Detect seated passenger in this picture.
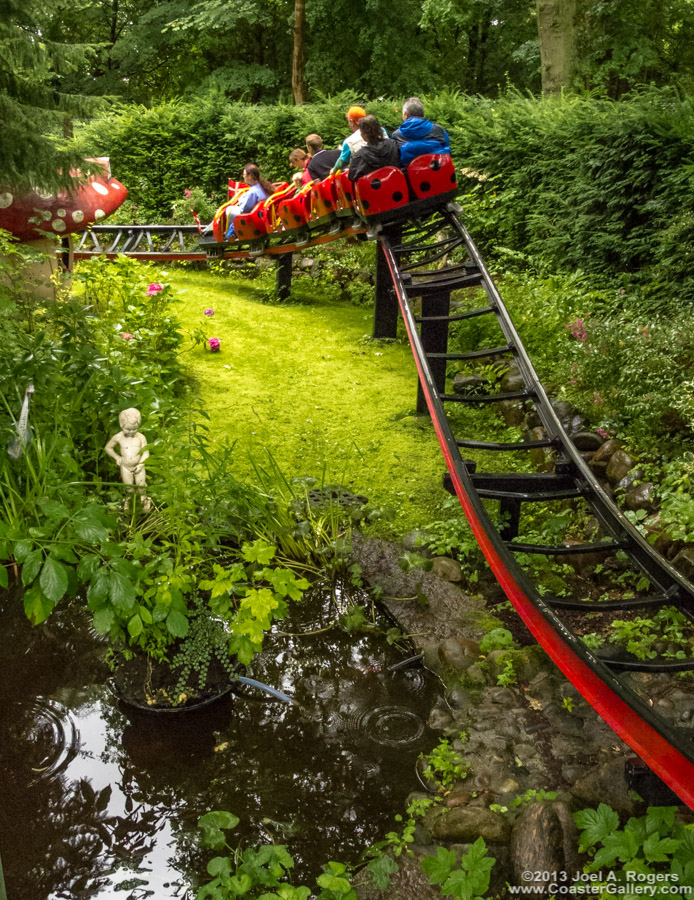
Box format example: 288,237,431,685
288,148,309,188
391,97,451,168
348,115,401,183
225,163,274,240
330,106,368,175
305,134,340,182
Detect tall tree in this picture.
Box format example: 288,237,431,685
292,0,306,104
536,0,576,94
0,0,101,192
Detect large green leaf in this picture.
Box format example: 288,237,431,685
127,613,143,638
421,847,457,885
166,608,189,638
23,583,56,625
109,571,137,610
93,606,115,634
21,549,43,586
40,557,69,604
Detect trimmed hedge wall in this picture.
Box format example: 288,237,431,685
75,88,694,306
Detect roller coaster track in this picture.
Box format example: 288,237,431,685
75,207,694,806
73,222,364,261
379,207,694,808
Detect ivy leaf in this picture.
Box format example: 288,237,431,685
230,634,256,666
421,847,457,884
646,807,677,835
643,832,681,862
366,854,399,889
241,539,276,565
238,588,278,628
228,874,253,894
206,857,232,878
40,557,68,604
574,804,620,852
166,609,189,638
316,873,352,894
23,583,56,625
260,567,309,600
590,829,641,870
676,826,694,865
21,548,43,585
198,811,239,849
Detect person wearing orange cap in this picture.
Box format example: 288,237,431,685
329,105,368,175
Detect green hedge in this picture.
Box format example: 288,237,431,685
75,88,694,306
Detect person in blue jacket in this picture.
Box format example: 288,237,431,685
225,163,274,240
391,97,451,168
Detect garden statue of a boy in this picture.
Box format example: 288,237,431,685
105,408,151,511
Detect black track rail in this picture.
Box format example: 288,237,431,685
379,208,694,807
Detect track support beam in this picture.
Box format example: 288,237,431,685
416,287,451,414
374,227,402,339
276,252,293,302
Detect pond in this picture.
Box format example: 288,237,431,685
0,585,442,899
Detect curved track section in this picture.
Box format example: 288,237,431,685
379,207,694,807
75,205,694,806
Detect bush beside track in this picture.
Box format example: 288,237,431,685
74,88,694,307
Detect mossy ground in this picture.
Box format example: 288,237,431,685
169,268,451,535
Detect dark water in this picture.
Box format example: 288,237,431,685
0,586,441,899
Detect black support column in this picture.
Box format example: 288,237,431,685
276,252,293,302
416,288,451,414
373,224,402,339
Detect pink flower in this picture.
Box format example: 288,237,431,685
208,337,221,352
565,317,587,343
146,282,164,296
121,332,134,341
184,189,192,199
593,392,603,404
596,428,610,439
203,308,215,317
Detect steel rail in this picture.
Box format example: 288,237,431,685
379,213,694,808
73,222,365,262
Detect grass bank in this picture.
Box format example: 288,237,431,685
170,268,448,535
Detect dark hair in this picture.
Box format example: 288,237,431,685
243,163,274,195
359,115,385,145
402,97,424,118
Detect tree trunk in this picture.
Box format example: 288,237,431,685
292,0,307,105
536,0,576,94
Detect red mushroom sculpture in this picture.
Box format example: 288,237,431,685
0,158,127,241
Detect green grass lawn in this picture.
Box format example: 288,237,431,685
169,268,450,535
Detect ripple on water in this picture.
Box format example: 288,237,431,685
21,698,79,782
357,706,426,746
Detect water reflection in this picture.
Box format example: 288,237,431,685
0,586,441,899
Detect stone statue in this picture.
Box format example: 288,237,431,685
105,408,151,510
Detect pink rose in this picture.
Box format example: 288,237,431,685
203,308,215,316
146,282,164,296
208,337,221,352
184,189,192,199
121,332,134,340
